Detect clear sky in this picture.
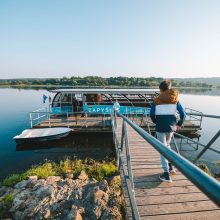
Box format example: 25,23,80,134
0,0,220,79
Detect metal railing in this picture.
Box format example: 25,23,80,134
29,110,111,129
111,111,140,220
112,111,220,212
140,111,220,161
30,107,48,128
185,108,203,127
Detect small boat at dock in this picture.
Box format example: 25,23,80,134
13,127,72,144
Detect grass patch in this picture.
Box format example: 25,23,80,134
2,174,26,187
25,161,58,179
2,158,118,187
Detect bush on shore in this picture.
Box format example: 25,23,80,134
1,158,118,187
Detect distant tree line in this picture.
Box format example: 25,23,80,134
0,76,213,88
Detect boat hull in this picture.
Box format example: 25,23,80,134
14,128,72,145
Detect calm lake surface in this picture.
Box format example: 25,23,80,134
0,87,220,179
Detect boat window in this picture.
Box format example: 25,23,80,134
61,93,71,103
75,94,83,101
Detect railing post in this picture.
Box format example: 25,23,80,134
103,113,105,128
121,120,125,152
124,123,134,191
172,135,180,154
146,114,151,135
48,112,51,128
67,112,69,128
194,130,220,163
30,113,33,128
85,112,88,128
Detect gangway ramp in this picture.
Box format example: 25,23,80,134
113,116,220,220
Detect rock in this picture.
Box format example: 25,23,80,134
108,197,122,208
14,211,24,220
22,197,50,219
6,173,124,219
100,206,122,220
93,189,109,204
78,171,88,181
98,179,109,192
46,176,61,184
11,189,30,210
32,179,47,191
28,176,38,181
67,205,83,220
26,179,38,188
109,176,121,197
65,173,74,179
70,187,83,201
109,176,121,188
93,205,102,219
10,197,26,212
83,186,99,202
43,208,51,218
14,180,29,189
0,186,13,197
35,185,52,199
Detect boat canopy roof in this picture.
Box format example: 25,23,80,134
50,88,159,95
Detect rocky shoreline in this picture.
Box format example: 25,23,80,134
0,171,124,220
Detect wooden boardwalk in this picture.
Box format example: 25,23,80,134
115,118,220,220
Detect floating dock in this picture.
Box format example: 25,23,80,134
33,114,201,136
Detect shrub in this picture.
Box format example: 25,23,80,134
24,161,58,179
58,158,73,175
2,158,118,186
2,174,26,187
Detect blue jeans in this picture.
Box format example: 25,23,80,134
156,132,173,173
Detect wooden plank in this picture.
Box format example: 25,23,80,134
128,200,218,216
129,210,220,220
123,179,194,188
126,192,209,205
124,185,201,197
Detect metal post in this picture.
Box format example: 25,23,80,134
121,120,125,152
85,112,88,128
146,115,151,135
172,135,180,154
67,112,69,128
194,130,220,163
30,113,33,128
49,112,51,128
103,113,105,128
124,123,134,191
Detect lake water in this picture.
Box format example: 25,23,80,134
0,87,220,179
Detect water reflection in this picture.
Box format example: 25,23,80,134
16,133,114,159
179,88,220,96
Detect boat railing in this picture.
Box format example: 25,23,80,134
30,107,48,128
185,107,203,127
29,110,113,129
111,111,220,213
